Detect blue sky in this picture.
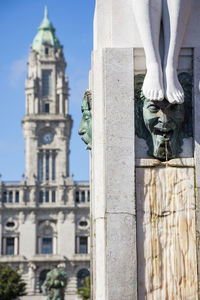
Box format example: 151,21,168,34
0,0,95,181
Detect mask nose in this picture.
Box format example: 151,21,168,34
158,113,170,126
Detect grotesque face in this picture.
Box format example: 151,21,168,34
79,91,92,150
135,72,193,161
143,98,185,160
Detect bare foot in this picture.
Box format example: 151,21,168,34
163,67,184,104
142,63,164,101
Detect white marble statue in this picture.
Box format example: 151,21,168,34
133,0,191,103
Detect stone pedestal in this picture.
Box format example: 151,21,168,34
90,1,200,299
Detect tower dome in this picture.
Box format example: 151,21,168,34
32,6,61,52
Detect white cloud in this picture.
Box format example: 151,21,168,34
8,56,27,87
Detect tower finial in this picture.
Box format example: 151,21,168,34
44,6,48,19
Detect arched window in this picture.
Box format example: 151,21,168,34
37,221,56,255
41,226,53,254
39,269,50,293
77,269,90,288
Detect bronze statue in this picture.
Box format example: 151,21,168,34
42,268,67,300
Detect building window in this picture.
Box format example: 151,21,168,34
42,237,52,254
80,237,88,253
46,152,49,180
42,70,52,96
3,192,7,203
6,221,15,228
77,269,90,288
76,236,88,254
52,152,56,180
38,223,55,255
39,270,50,293
45,191,49,203
39,191,44,203
75,191,79,202
52,191,56,203
38,152,43,181
6,237,14,255
88,191,90,202
45,103,49,113
15,191,19,203
81,191,85,202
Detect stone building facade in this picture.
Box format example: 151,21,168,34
0,8,90,299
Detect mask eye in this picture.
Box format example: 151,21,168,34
148,105,159,113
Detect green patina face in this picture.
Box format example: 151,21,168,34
143,98,184,160
79,90,92,150
135,73,193,161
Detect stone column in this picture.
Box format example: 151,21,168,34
91,48,137,300
14,236,19,255
53,236,57,254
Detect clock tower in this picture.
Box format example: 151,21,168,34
22,7,72,185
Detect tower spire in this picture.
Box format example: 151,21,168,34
44,6,48,19
32,7,61,52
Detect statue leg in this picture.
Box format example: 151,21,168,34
162,0,191,103
133,0,163,101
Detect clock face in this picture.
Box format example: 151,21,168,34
42,132,53,144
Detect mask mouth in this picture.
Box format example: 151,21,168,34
154,139,172,161
154,127,173,139
81,135,88,143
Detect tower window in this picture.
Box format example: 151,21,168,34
45,103,49,113
38,152,44,181
52,191,56,203
42,70,52,96
56,94,59,113
46,152,49,180
45,47,49,55
52,152,56,180
45,191,49,203
39,191,44,203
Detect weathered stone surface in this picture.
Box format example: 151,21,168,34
91,48,137,299
136,166,198,299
